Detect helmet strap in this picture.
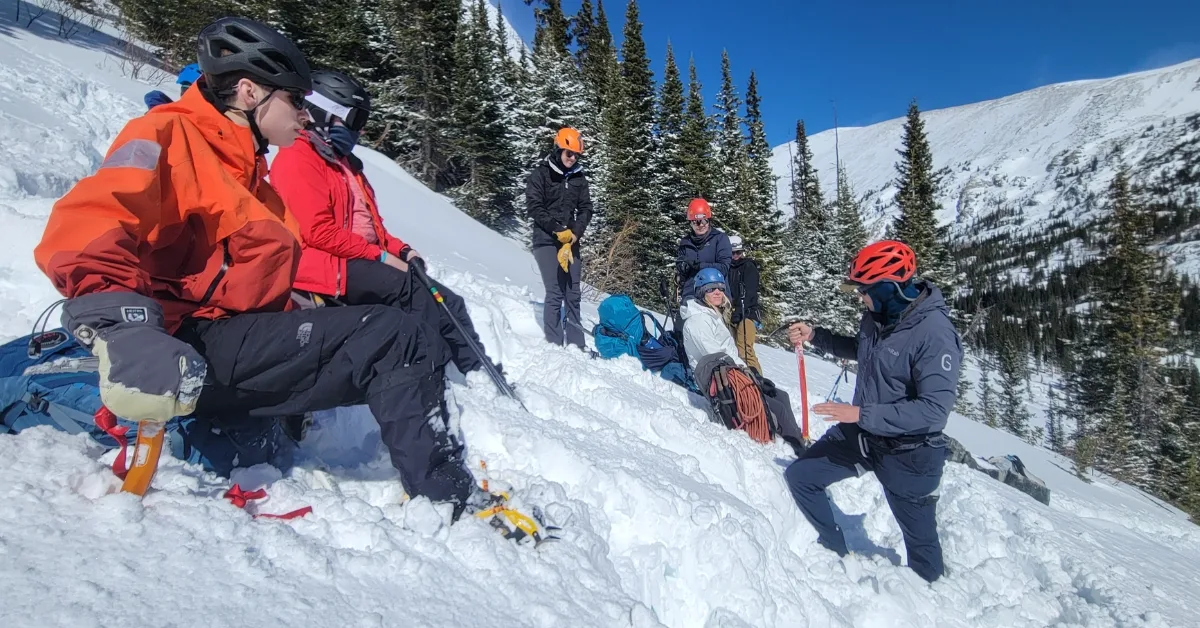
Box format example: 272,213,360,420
203,79,271,156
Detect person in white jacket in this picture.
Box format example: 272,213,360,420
681,268,746,374
682,269,806,455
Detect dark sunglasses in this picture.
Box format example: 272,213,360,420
562,149,580,160
268,87,307,110
690,218,709,226
702,284,726,295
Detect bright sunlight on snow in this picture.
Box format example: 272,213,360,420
1,7,1198,628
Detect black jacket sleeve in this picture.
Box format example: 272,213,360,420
675,237,693,277
810,327,858,360
526,167,566,235
743,260,761,321
570,177,593,240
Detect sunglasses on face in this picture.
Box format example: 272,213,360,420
702,285,725,296
562,149,579,160
267,87,306,110
690,218,709,226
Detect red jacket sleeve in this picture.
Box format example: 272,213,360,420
271,143,382,261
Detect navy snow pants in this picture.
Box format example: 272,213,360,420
784,423,948,582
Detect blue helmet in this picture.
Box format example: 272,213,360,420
176,63,201,87
694,268,726,295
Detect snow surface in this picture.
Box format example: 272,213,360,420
770,59,1200,278
2,10,1200,628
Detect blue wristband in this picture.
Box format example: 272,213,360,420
380,251,387,262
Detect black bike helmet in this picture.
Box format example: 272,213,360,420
197,17,311,93
306,70,371,131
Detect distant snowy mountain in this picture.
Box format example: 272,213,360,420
771,59,1200,279
474,0,527,64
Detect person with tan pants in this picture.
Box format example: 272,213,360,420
726,235,763,375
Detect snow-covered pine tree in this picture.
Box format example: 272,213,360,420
997,338,1032,442
527,0,570,57
447,0,508,227
651,43,690,261
892,100,956,290
780,120,846,330
1153,364,1198,506
978,352,998,428
738,71,786,322
712,51,748,232
487,2,527,233
599,0,666,302
954,351,976,420
1046,384,1067,455
678,58,716,203
835,163,869,265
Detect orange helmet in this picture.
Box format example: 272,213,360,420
847,240,917,286
687,198,712,221
555,127,584,154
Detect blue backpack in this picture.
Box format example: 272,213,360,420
592,295,694,390
0,329,290,478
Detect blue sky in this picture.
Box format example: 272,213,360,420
496,0,1200,146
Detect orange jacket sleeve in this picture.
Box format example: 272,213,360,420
272,146,383,261
34,119,168,298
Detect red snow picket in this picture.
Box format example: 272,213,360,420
223,484,313,520
794,341,811,442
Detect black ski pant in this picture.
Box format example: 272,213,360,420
784,423,947,582
532,244,584,349
334,258,485,374
176,305,474,515
759,378,803,447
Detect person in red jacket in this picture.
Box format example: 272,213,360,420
35,18,480,520
270,70,499,377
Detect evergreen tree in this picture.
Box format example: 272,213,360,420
447,0,509,227
781,120,846,329
678,58,716,202
600,0,665,301
527,0,571,57
1073,170,1181,489
712,50,747,224
978,353,998,428
740,71,786,322
1046,384,1067,455
790,120,824,225
892,100,956,289
997,338,1032,441
954,351,976,420
1155,366,1200,507
835,163,869,264
652,43,689,242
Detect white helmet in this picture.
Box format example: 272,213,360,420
729,234,744,252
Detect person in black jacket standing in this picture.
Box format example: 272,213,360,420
726,234,762,374
527,128,593,350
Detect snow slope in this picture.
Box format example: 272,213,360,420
2,11,1200,628
770,59,1200,276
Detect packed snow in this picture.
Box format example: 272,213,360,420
2,9,1200,628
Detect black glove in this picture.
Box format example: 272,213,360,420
62,292,208,422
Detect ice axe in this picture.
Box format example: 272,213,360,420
769,320,811,442
412,264,526,411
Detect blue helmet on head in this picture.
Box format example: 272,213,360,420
176,63,201,87
694,268,726,296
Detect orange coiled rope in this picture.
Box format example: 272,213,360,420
725,368,772,444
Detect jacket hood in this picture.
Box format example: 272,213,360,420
150,80,259,180
888,281,951,334
546,152,583,177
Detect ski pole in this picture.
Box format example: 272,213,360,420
412,265,526,410
795,341,810,442
826,363,849,402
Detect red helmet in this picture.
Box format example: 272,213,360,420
847,240,917,286
687,198,712,221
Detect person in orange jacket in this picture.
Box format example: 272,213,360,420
34,17,479,519
270,70,501,378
